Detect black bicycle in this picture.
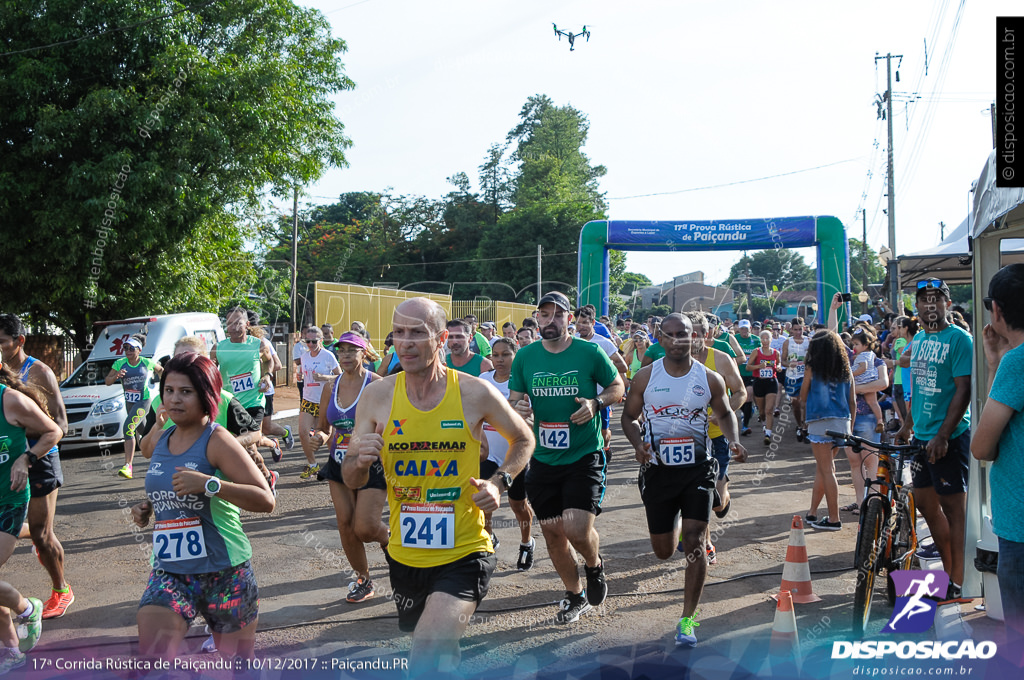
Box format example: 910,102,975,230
826,430,923,636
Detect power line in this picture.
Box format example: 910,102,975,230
385,251,577,267
0,0,218,58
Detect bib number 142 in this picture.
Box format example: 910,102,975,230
539,422,570,449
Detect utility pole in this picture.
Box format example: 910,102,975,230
536,244,542,303
746,266,752,320
862,208,868,316
876,52,902,311
291,186,299,333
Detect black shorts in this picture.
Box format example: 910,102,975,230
753,378,778,398
509,465,528,502
525,451,606,521
245,406,265,424
741,375,754,387
123,399,152,438
911,430,970,496
386,551,496,633
318,451,386,490
777,368,787,385
29,448,63,498
638,459,716,534
480,459,499,481
0,503,28,537
263,394,274,417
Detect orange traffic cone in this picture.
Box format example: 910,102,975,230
773,515,821,603
768,589,802,661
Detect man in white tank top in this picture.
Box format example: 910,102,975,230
621,314,747,648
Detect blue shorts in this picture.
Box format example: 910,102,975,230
806,417,850,445
784,376,804,398
852,414,881,444
710,436,730,480
910,430,970,496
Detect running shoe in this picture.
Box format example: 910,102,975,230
916,542,940,559
15,597,42,653
584,556,607,606
741,427,752,436
201,635,217,653
268,470,279,498
706,543,717,565
517,538,535,571
763,433,771,446
346,577,375,603
270,439,283,463
117,463,133,479
0,648,26,675
283,426,295,450
675,613,700,647
939,582,973,605
555,590,592,624
299,463,320,480
810,517,842,531
795,428,805,443
489,533,500,551
42,586,74,619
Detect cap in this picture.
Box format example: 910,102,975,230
915,277,951,298
858,314,874,323
125,338,143,350
737,320,751,329
480,322,496,329
537,291,571,311
334,332,367,350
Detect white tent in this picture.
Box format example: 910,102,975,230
898,215,1024,288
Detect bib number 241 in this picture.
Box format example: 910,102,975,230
399,504,455,549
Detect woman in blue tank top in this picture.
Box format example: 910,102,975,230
130,353,274,663
316,332,388,604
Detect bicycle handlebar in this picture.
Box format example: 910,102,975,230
824,430,924,453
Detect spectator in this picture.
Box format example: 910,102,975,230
972,263,1024,651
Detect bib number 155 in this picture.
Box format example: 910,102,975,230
659,437,695,466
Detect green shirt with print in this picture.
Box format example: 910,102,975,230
908,325,972,441
735,333,760,377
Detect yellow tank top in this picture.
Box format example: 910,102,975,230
383,369,491,567
701,348,724,439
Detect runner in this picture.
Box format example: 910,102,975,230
247,312,293,453
480,338,537,569
480,322,497,347
574,305,629,459
321,323,336,352
508,291,624,623
516,327,535,348
746,330,781,446
297,327,341,479
462,315,492,357
781,317,811,442
316,332,388,603
130,353,275,663
344,297,533,671
292,328,308,397
621,313,746,647
502,322,517,341
733,320,761,436
685,311,747,564
445,320,493,377
0,362,62,670
104,335,162,479
0,315,73,618
621,331,650,380
210,306,272,435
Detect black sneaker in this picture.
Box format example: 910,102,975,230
489,533,500,551
517,539,535,571
555,590,592,623
810,517,842,531
584,557,607,606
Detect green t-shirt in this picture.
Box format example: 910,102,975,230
446,353,485,377
112,356,160,405
735,333,760,376
509,338,618,465
892,337,908,386
712,338,737,358
644,343,666,361
216,336,266,410
0,385,30,506
908,325,972,441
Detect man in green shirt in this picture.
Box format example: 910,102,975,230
462,315,492,358
734,320,760,435
211,307,273,423
508,292,623,624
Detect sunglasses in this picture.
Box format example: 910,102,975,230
984,297,997,311
304,339,319,345
916,279,946,291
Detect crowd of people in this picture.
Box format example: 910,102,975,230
3,265,1024,672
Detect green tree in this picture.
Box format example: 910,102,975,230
848,238,887,294
0,0,354,348
725,250,816,293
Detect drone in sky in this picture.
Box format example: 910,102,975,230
552,24,590,51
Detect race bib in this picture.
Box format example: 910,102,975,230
659,437,695,466
153,517,208,562
124,388,142,403
759,368,775,379
331,432,351,464
539,422,570,449
230,372,255,393
399,503,455,549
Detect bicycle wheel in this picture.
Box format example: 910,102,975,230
886,490,918,604
853,496,886,636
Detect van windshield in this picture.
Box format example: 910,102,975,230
61,360,118,388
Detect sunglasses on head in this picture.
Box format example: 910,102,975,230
916,279,946,291
984,297,998,311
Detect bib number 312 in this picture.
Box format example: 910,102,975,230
659,437,695,466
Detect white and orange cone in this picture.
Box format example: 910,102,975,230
768,589,802,662
773,515,821,603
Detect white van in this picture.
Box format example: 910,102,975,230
59,313,225,450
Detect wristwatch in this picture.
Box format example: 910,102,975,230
26,452,38,466
204,476,222,497
495,470,513,492
592,397,603,413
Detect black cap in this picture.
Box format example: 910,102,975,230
915,278,951,299
537,291,572,311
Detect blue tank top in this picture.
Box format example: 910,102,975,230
326,372,373,465
18,357,58,456
146,422,252,574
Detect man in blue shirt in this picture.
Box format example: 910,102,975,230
896,278,972,603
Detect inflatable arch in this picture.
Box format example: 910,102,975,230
577,216,850,325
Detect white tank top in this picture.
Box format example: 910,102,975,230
480,371,511,466
786,336,810,378
642,359,712,467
